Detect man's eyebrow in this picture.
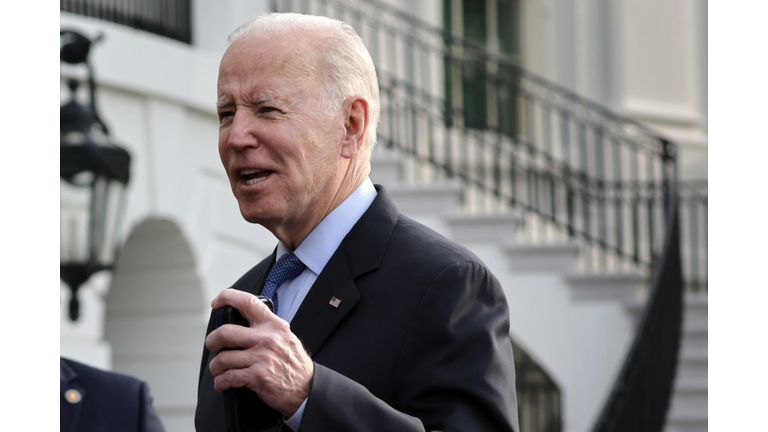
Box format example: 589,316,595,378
215,96,277,110
251,96,275,105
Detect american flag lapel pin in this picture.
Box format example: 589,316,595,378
329,296,342,308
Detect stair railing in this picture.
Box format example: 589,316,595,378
679,180,708,292
591,173,683,432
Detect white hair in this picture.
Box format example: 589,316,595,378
228,13,380,148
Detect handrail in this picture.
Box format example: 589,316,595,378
591,176,683,431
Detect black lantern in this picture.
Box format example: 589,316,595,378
60,30,131,321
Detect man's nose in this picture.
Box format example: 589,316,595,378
226,113,259,150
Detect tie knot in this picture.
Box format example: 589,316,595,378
266,253,306,287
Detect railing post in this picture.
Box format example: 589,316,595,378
660,138,676,218
566,168,575,237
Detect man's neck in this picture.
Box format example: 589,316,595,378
273,167,369,251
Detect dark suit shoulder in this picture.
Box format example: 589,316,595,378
359,211,501,311
61,357,144,392
61,357,165,432
392,213,487,269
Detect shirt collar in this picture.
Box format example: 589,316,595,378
276,177,377,275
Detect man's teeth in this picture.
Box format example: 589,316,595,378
245,176,267,186
239,168,268,186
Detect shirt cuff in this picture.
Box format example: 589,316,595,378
283,398,308,431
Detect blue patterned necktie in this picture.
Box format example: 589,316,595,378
261,253,306,314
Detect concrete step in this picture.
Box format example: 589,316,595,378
682,293,708,330
565,270,646,302
624,293,708,333
666,398,708,432
672,380,708,409
504,241,581,272
677,312,707,403
665,415,708,432
676,359,707,390
679,293,708,363
680,328,707,357
444,212,522,245
679,341,708,365
387,181,462,215
670,325,708,432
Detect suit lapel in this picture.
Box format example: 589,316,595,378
290,247,360,356
60,359,84,432
290,186,400,357
231,251,275,296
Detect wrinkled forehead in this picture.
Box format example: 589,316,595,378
218,29,326,85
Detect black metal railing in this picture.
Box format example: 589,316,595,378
591,180,683,431
680,180,707,292
61,0,192,44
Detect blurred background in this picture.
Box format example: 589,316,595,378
59,1,707,431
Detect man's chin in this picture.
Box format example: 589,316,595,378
240,211,266,225
239,206,276,226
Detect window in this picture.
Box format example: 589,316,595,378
444,0,520,136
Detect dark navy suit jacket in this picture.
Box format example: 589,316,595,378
195,186,519,431
61,357,165,432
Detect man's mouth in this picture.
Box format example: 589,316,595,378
240,168,272,186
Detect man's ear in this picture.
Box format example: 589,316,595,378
340,96,369,159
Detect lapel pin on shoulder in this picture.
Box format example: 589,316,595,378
65,388,83,404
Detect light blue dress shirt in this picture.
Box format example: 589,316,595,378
276,178,377,430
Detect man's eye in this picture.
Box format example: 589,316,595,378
219,112,234,122
261,107,278,114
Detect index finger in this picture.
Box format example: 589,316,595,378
211,288,273,325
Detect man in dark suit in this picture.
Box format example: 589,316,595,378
61,357,165,432
195,12,519,432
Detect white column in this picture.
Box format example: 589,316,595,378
555,0,577,91
612,0,707,178
573,0,614,106
519,0,558,82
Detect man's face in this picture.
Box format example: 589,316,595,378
217,32,347,238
